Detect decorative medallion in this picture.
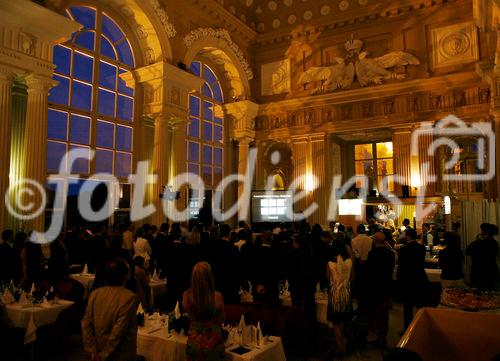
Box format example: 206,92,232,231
256,6,262,14
288,14,297,24
339,0,349,11
268,1,278,11
441,32,470,57
303,10,313,20
183,28,254,80
283,0,293,6
320,5,331,15
430,21,479,68
272,19,281,29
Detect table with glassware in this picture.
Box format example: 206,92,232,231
69,272,95,299
149,278,167,306
280,291,329,325
5,299,74,344
136,314,287,361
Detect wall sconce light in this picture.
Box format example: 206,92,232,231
305,174,315,192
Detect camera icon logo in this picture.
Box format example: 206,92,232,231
410,115,495,182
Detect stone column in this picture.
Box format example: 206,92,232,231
169,117,187,212
23,74,54,232
224,101,258,222
417,132,436,196
7,83,27,231
392,126,412,196
0,67,14,230
151,115,171,227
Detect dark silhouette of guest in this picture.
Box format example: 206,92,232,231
465,223,499,290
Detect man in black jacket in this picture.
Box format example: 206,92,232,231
397,228,429,332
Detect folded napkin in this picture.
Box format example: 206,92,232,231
30,283,36,295
41,297,51,307
242,325,252,346
24,313,37,345
284,280,289,291
19,291,29,305
137,303,145,315
152,269,160,281
238,314,246,330
1,289,15,304
316,282,321,294
174,301,181,319
82,264,89,275
257,322,264,346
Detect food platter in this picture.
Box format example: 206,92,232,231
440,288,500,311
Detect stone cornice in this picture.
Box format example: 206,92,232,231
186,0,257,44
258,71,482,114
252,0,460,47
0,0,81,44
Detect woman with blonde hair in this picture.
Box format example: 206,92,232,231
183,262,225,361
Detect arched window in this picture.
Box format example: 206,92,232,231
186,61,224,214
48,6,135,179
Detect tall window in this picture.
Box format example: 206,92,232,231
187,61,224,214
47,6,135,179
444,138,484,194
355,142,394,193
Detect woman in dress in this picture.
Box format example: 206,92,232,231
327,243,352,358
438,232,465,289
183,262,225,361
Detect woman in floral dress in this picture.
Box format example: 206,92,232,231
183,262,226,361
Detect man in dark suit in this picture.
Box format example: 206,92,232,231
164,227,190,310
251,230,279,307
397,228,429,332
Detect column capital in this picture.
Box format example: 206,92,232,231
223,100,259,124
0,65,16,82
392,124,414,134
24,73,56,92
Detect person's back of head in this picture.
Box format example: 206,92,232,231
110,235,123,250
2,229,13,242
403,219,411,227
237,229,248,241
219,224,231,238
135,227,144,239
133,256,145,268
105,258,130,286
443,231,459,250
337,223,346,233
356,224,366,235
160,222,169,233
406,228,417,241
189,262,216,320
384,348,422,361
480,223,499,237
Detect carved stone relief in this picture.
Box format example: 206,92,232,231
430,21,479,68
261,59,291,96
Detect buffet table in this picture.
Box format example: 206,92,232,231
392,267,442,283
137,327,286,361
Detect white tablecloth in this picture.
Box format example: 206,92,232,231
70,273,95,299
5,299,74,343
280,293,329,324
393,267,442,283
137,327,286,361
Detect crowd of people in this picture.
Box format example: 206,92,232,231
0,218,499,360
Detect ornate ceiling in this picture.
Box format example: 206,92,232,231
216,0,376,34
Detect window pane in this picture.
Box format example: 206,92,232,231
73,52,93,83
116,40,134,67
203,121,212,141
116,125,132,151
378,175,394,193
117,95,133,121
47,141,67,172
214,125,223,142
202,145,212,165
188,142,199,162
100,36,116,60
95,148,114,173
98,89,115,117
214,117,223,125
71,80,92,111
203,65,217,85
54,45,71,75
377,159,393,176
355,144,373,160
202,166,212,186
70,6,96,29
189,117,200,138
70,114,90,144
69,145,90,173
99,61,117,90
213,82,223,102
49,75,69,105
96,120,114,148
188,163,199,175
118,69,133,96
202,83,213,98
355,160,374,177
214,147,223,165
203,101,213,120
102,14,125,42
48,109,68,141
190,96,200,117
376,142,393,159
214,167,223,185
115,152,132,177
74,31,95,51
190,61,201,77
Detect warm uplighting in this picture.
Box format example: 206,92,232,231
305,173,315,192
444,196,451,215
